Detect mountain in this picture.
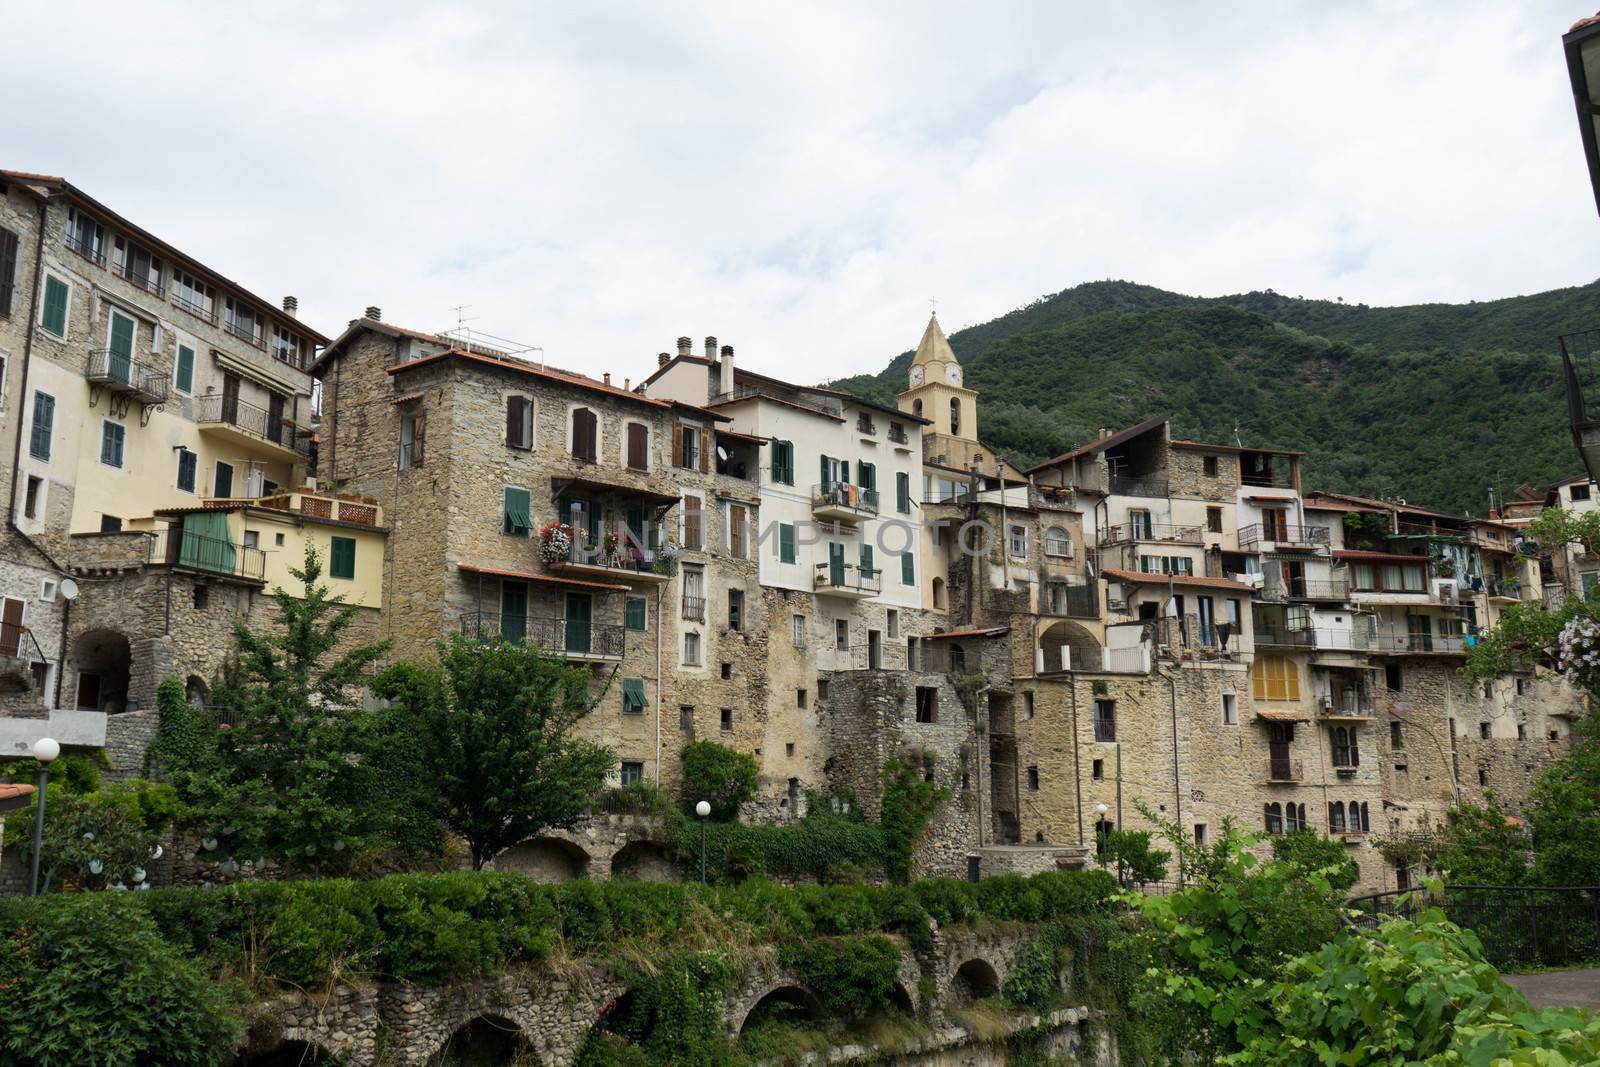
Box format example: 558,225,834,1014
828,280,1600,513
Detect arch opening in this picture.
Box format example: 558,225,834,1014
232,1040,333,1066
610,840,680,882
951,958,1000,1002
426,1014,536,1067
185,675,210,707
739,984,824,1036
494,836,591,884
888,982,916,1017
72,628,131,712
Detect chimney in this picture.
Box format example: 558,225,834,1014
624,377,631,391
658,352,670,366
704,335,717,359
1098,427,1111,439
677,336,692,357
282,295,298,318
365,306,382,322
603,372,612,386
719,344,734,396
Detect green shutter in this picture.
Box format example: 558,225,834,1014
780,442,793,484
896,472,910,513
29,392,53,461
42,277,67,335
176,345,195,393
820,453,830,487
779,522,796,564
771,440,783,484
859,462,875,491
504,487,533,536
625,597,646,631
623,677,647,711
860,544,874,576
330,536,356,579
901,551,915,586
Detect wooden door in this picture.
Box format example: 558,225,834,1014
565,593,592,654
221,373,240,424
267,393,285,445
500,582,527,643
1269,723,1293,780
829,543,846,587
0,598,22,657
108,311,134,383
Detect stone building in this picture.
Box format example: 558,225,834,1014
0,169,330,762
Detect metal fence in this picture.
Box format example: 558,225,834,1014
1347,885,1600,967
459,612,626,660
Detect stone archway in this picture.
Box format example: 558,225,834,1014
231,1039,334,1066
737,984,825,1035
426,1013,536,1066
610,840,679,882
951,958,1001,1003
72,628,131,712
185,674,210,707
493,837,591,883
1037,620,1100,673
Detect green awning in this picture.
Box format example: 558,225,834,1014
180,511,236,574
504,487,533,534
623,677,647,710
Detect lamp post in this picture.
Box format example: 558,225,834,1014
694,800,711,883
28,737,59,897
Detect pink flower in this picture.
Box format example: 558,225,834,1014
218,723,231,730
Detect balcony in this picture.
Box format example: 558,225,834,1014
814,563,881,599
86,350,169,406
252,490,383,527
195,394,309,461
459,612,625,662
1238,523,1329,551
1366,630,1473,656
812,482,879,523
544,535,674,584
224,318,265,349
1253,626,1367,652
112,259,164,297
1259,578,1350,602
1316,696,1376,721
64,230,105,266
172,292,218,326
1486,577,1523,602
681,595,706,622
151,528,267,582
1264,758,1304,783
1099,521,1202,546
856,414,878,436
1043,583,1099,619
1394,519,1469,541
888,424,910,446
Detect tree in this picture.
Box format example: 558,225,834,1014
30,781,188,892
1103,829,1171,886
1270,828,1358,892
1430,800,1532,886
182,545,392,873
372,635,614,869
879,756,947,884
678,741,758,820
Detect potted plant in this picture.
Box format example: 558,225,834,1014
653,540,679,577
539,521,573,565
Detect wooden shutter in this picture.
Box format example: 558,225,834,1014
780,523,796,563
860,544,873,575
175,345,195,393
505,396,523,447
572,408,597,461
729,504,747,558
820,454,830,487
902,551,915,586
0,227,17,318
699,427,711,473
413,412,426,464
672,425,684,467
42,277,66,334
627,423,647,469
770,440,782,483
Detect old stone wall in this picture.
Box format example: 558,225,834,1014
1168,446,1239,501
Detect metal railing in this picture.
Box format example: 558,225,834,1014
86,349,170,403
1238,523,1330,548
812,482,880,514
813,563,882,596
1366,630,1473,655
681,595,706,622
549,533,673,577
1259,578,1349,601
1100,521,1202,545
1043,583,1099,619
1264,758,1304,782
171,292,218,325
1347,885,1600,967
888,425,909,445
223,318,264,348
149,528,267,581
0,621,48,670
1254,626,1367,651
1240,470,1294,489
64,230,105,265
194,393,309,457
459,612,626,659
856,414,877,435
113,259,164,297
1395,519,1470,539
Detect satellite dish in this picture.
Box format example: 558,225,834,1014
58,578,79,601
715,446,729,462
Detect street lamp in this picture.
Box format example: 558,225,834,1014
28,737,59,896
694,800,711,883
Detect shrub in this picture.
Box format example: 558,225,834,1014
781,936,903,1016
1270,828,1359,891
880,759,947,884
679,742,758,820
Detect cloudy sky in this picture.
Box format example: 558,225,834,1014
6,1,1598,381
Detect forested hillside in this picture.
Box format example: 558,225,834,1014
828,280,1600,512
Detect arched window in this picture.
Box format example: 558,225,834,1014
932,576,945,608
1263,803,1283,835
913,399,923,419
1333,727,1355,767
1329,801,1346,833
1251,654,1301,701
950,398,961,436
1286,803,1306,831
1355,801,1370,832
1045,527,1072,557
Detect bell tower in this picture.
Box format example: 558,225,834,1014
898,313,978,444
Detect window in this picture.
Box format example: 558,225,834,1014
625,596,647,632
1384,662,1403,692
97,421,125,468
621,761,644,787
682,565,705,620
860,542,875,578
895,548,913,586
1286,803,1306,831
1008,524,1028,559
1332,726,1359,768
66,208,103,261
886,610,899,639
683,631,702,665
1515,677,1528,696
330,536,356,579
1390,720,1404,750
679,706,694,735
166,446,197,493
570,406,598,461
727,589,744,631
676,423,705,471
797,689,807,708
835,619,848,650
224,297,260,343
41,276,68,336
626,422,648,470
192,584,208,609
896,471,911,514
175,344,195,394
503,486,532,537
949,397,961,435
915,686,937,723
1517,722,1526,740
172,270,213,320
275,532,285,546
1093,699,1116,742
1023,691,1034,720
1355,802,1370,832
29,391,54,460
1092,758,1104,780
776,522,797,564
1138,554,1194,576
0,226,17,317
1251,654,1301,701
1027,766,1040,790
1264,803,1283,835
1329,801,1347,833
681,493,703,550
1479,721,1490,740
1203,455,1219,477
1478,768,1488,787
23,475,41,519
770,440,794,485
39,578,57,602
242,531,259,549
1395,763,1408,775
622,678,647,713
932,577,945,608
818,679,830,699
1222,693,1238,726
727,502,749,559
1206,506,1223,533
213,460,234,498
1044,527,1071,557
100,515,122,533
399,408,425,469
1573,483,1593,502
505,396,532,449
792,614,806,647
720,707,733,731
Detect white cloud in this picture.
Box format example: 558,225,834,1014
4,0,1595,383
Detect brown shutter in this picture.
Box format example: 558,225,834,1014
627,423,647,469
699,427,711,473
414,412,426,464
573,408,597,461
672,425,683,467
0,227,17,318
506,396,526,448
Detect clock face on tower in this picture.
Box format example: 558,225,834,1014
945,364,962,385
909,365,924,386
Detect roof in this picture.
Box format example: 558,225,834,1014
1102,568,1255,592
1023,417,1168,475
716,427,768,445
641,352,932,425
551,476,680,507
0,169,329,346
911,313,958,368
1303,492,1386,514
1304,490,1462,521
0,783,37,801
1171,438,1305,457
1254,709,1309,723
456,562,629,593
926,626,1009,640
1333,550,1428,563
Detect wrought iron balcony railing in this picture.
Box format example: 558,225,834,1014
194,393,309,457
1259,578,1350,602
1099,521,1203,545
1264,758,1304,783
1237,523,1330,549
887,424,909,445
224,318,264,348
814,563,882,596
812,482,880,515
149,529,267,581
64,231,105,266
86,349,170,404
458,612,626,660
171,292,218,325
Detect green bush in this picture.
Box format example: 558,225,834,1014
781,936,903,1016
680,807,888,883
679,741,758,819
